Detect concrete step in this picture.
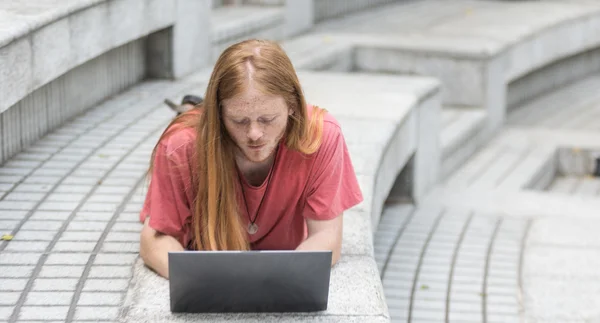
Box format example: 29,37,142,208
210,5,285,62
311,0,490,34
211,0,285,8
443,128,557,192
508,74,600,131
440,108,487,180
548,175,600,196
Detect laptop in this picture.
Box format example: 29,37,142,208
168,250,332,313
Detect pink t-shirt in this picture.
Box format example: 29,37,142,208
139,106,364,250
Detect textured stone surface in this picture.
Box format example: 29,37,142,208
122,256,389,322
31,18,71,88
0,37,32,113
69,3,111,66
341,210,374,257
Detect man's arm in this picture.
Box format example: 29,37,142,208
295,214,343,267
139,217,185,279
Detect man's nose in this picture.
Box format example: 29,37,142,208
247,123,263,141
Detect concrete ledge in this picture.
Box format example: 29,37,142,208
441,109,487,179
0,39,148,165
507,46,600,112
283,35,353,72
0,0,213,163
0,0,177,114
123,256,389,323
0,0,102,48
313,0,399,23
120,71,441,322
210,5,285,62
296,71,441,226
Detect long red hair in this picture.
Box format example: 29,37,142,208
148,39,326,250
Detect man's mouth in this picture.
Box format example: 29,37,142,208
248,144,265,150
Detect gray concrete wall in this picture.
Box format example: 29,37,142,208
0,39,147,165
0,0,212,164
0,0,176,115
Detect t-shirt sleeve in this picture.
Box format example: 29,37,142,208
303,122,364,221
139,141,192,242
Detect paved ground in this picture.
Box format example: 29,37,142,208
0,79,200,322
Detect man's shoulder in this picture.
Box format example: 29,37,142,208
159,126,197,156
308,103,342,134
310,105,343,145
322,111,341,131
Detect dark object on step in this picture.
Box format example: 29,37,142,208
164,95,204,115
594,157,600,177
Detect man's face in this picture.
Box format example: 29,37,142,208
222,87,291,164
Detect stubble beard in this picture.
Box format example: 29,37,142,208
236,125,287,165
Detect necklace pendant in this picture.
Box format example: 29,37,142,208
247,223,259,235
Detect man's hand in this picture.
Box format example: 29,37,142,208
295,214,343,266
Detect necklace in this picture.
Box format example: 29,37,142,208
237,146,279,235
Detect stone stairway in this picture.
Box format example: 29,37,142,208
375,72,600,322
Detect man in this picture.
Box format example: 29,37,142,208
139,39,363,279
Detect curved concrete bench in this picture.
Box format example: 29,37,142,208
120,71,441,322
284,0,600,179
0,0,176,113
0,0,211,164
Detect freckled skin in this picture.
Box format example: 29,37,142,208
222,87,292,184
